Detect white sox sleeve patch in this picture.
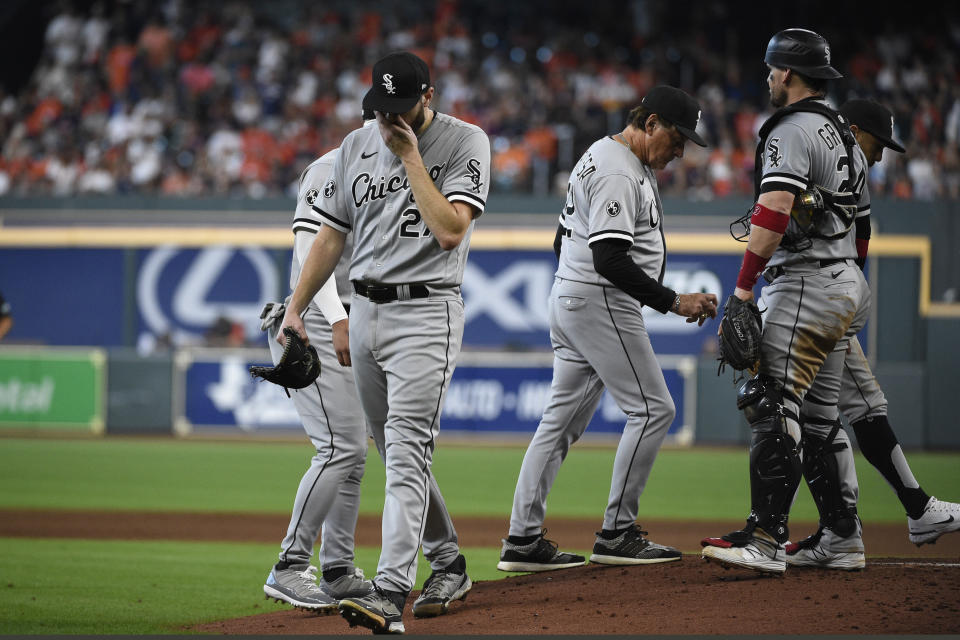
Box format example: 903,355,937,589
586,174,640,246
759,123,811,195
315,142,354,232
440,130,491,215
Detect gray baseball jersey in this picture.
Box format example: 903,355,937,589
313,111,489,287
557,136,665,286
759,103,870,267
509,134,675,540
292,150,353,307
265,152,366,576
749,101,873,551
310,110,491,595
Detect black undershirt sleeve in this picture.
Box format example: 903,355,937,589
553,222,564,260
591,238,676,313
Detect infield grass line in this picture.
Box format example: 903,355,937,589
0,438,957,522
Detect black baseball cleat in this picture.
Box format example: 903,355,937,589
497,529,586,572
589,523,682,565
339,584,406,634
412,554,472,618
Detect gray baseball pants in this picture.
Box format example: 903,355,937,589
509,277,674,536
349,293,464,594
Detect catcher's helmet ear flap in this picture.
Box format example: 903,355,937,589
764,28,842,79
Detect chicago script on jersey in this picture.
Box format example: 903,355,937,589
351,163,445,207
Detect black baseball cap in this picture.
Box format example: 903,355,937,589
840,99,905,153
640,85,707,147
362,52,431,115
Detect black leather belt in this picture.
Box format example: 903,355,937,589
818,258,848,268
352,281,429,303
765,258,851,283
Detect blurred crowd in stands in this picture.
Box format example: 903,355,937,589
0,0,958,201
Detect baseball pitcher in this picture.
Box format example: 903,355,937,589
279,51,490,635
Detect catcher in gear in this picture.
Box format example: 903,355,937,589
250,324,321,392
701,28,872,575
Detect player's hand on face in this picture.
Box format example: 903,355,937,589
277,308,308,347
376,111,418,159
331,318,351,367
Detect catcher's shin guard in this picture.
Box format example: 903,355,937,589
740,376,803,543
800,418,858,537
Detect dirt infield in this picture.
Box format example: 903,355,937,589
4,509,959,634
194,559,960,635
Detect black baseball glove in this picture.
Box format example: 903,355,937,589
250,327,321,390
718,295,763,372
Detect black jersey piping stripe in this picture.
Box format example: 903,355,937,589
292,225,318,235
588,231,633,245
446,191,486,206
782,276,806,391
402,300,453,580
760,172,809,186
280,316,335,564
294,216,322,226
603,287,652,527
311,205,352,230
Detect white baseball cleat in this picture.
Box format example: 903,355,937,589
908,497,960,546
701,527,786,575
785,525,865,570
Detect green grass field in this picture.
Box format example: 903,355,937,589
1,437,958,633
3,437,957,520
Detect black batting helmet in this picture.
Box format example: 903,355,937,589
764,28,841,79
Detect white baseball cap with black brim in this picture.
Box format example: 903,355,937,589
840,99,906,153
640,85,707,147
362,52,431,115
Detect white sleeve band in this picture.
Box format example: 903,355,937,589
295,231,347,325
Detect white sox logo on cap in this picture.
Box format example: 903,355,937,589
382,73,396,95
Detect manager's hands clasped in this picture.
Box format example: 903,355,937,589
675,292,719,327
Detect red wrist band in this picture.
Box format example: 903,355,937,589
856,238,869,259
736,248,770,291
750,202,789,234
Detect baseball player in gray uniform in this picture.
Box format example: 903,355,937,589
701,29,873,574
262,145,374,612
279,52,490,635
498,86,718,572
786,99,960,569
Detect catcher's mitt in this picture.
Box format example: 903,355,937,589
718,295,762,372
250,327,321,390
